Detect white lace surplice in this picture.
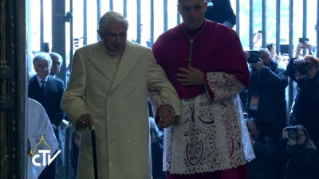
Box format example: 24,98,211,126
27,98,59,179
150,72,255,175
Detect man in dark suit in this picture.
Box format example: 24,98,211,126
49,52,63,79
204,0,236,28
28,52,65,179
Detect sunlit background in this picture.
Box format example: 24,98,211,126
28,0,318,68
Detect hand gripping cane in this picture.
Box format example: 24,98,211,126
91,126,98,179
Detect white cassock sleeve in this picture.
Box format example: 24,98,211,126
27,98,59,179
147,51,181,119
61,50,87,133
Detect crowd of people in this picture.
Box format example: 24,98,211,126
243,48,319,179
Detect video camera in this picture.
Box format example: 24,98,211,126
294,61,308,75
246,50,260,63
285,126,300,141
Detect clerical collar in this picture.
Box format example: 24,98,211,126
101,40,122,56
105,47,120,56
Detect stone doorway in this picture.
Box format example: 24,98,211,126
0,0,27,178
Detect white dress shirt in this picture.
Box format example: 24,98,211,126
105,46,123,71
36,75,49,87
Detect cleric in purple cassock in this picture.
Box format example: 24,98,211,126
150,0,255,179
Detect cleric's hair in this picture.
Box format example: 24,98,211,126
178,0,207,5
98,11,129,35
33,52,52,66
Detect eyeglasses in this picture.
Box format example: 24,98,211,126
37,64,49,68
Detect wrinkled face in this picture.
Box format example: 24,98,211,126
178,0,207,29
307,65,317,79
247,122,260,140
34,58,50,79
50,57,61,76
296,130,306,145
259,51,271,64
98,21,127,52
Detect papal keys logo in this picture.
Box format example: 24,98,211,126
28,134,62,167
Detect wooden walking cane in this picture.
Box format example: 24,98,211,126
91,126,98,179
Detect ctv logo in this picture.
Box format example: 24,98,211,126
28,134,62,167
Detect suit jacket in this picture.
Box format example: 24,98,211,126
28,75,65,127
51,75,61,80
61,40,181,179
51,75,70,122
204,0,236,28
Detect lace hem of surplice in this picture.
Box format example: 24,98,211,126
163,94,255,174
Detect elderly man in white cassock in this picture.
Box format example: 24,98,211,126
62,11,181,179
27,72,59,179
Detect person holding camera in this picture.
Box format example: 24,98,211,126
295,25,317,58
285,55,319,152
294,41,316,59
245,49,288,140
274,125,318,179
246,118,276,179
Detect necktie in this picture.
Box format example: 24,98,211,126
41,81,46,94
